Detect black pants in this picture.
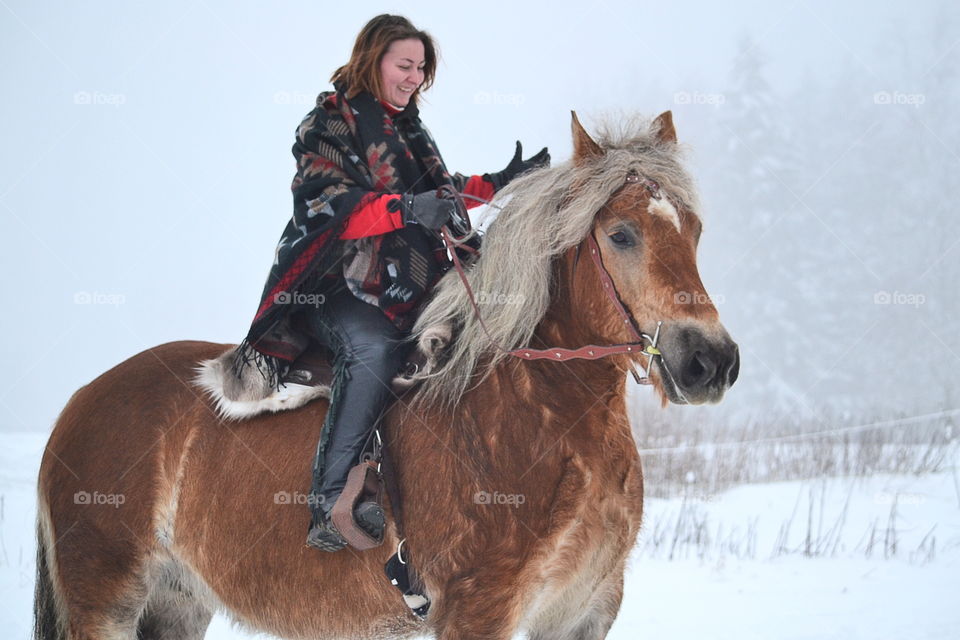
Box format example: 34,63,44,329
301,287,412,520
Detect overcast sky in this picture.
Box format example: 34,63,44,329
0,0,947,433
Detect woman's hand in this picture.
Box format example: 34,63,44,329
485,141,551,191
392,191,456,231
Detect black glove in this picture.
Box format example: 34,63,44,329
484,141,550,191
391,190,456,231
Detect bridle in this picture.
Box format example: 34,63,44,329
436,172,666,384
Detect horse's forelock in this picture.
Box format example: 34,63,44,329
411,115,700,408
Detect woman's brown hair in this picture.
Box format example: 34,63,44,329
330,14,438,106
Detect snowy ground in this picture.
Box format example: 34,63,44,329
3,432,958,639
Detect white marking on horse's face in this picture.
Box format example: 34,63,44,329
648,197,681,232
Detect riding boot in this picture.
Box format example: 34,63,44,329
307,357,396,549
301,288,411,551
305,501,347,552
305,499,385,552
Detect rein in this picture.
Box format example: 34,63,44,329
437,180,664,384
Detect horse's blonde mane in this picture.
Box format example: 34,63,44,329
411,114,700,408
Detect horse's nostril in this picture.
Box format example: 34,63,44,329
681,351,716,389
688,354,705,378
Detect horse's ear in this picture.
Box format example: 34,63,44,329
571,111,603,162
652,110,677,144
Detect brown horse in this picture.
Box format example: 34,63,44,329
35,112,738,640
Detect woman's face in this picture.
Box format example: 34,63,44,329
378,38,425,107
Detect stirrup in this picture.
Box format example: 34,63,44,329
330,461,386,550
354,501,385,540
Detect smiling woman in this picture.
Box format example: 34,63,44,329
378,39,427,107
331,14,438,108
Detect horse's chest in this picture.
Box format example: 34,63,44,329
553,489,639,576
550,453,644,560
521,461,642,623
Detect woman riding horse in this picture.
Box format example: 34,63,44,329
232,14,549,551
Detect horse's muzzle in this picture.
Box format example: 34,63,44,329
656,323,739,405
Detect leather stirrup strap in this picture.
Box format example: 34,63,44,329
330,460,383,550
380,445,404,529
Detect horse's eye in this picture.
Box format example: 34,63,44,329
609,230,635,248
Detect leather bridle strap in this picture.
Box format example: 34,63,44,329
584,231,645,343
440,227,659,364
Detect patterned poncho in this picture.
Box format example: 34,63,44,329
234,82,484,388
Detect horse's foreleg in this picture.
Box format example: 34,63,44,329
526,569,626,640
431,575,524,640
568,570,624,640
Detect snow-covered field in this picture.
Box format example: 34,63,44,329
2,432,958,639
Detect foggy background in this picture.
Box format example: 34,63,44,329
1,0,957,435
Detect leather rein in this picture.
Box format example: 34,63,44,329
437,173,664,384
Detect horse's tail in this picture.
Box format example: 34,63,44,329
33,495,65,640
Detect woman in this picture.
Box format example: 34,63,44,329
231,14,549,551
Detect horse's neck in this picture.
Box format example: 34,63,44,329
417,322,631,477
391,254,635,482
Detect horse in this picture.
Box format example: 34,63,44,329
34,111,739,640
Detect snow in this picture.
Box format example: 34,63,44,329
2,432,958,639
614,471,960,639
616,557,959,639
